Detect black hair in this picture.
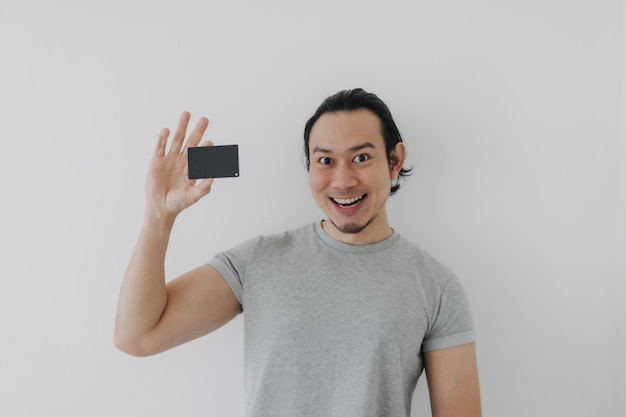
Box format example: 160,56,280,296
303,88,411,195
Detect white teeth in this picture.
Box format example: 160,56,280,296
332,195,364,205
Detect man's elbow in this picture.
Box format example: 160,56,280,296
113,331,156,357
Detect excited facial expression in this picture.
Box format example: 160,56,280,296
308,109,405,245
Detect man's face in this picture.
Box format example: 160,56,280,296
308,109,405,244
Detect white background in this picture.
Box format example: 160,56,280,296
0,1,624,416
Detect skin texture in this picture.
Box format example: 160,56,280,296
115,110,481,416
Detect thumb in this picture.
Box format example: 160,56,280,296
190,177,214,203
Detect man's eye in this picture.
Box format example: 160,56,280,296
318,157,333,165
353,154,369,163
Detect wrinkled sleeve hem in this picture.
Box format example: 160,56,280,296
422,329,476,352
207,258,244,309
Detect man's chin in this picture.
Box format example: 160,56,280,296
330,219,372,235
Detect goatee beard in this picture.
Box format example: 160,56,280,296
330,216,376,234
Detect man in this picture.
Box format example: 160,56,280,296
115,88,481,417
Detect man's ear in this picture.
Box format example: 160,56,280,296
389,142,406,177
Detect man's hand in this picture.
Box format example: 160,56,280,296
146,111,213,220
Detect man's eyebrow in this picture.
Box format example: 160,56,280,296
311,142,376,154
311,146,332,154
349,142,376,152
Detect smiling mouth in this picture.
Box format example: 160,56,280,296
330,194,366,208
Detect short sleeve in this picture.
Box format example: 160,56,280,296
207,236,259,309
421,274,476,352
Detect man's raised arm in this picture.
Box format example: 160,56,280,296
114,112,241,357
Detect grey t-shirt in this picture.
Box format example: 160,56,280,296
208,222,475,417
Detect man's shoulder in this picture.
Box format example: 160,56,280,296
216,223,317,257
394,235,457,281
254,222,318,247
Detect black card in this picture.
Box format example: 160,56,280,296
187,145,239,179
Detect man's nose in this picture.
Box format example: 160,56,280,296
331,162,358,189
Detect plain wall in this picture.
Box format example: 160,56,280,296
0,1,623,416
617,2,626,414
